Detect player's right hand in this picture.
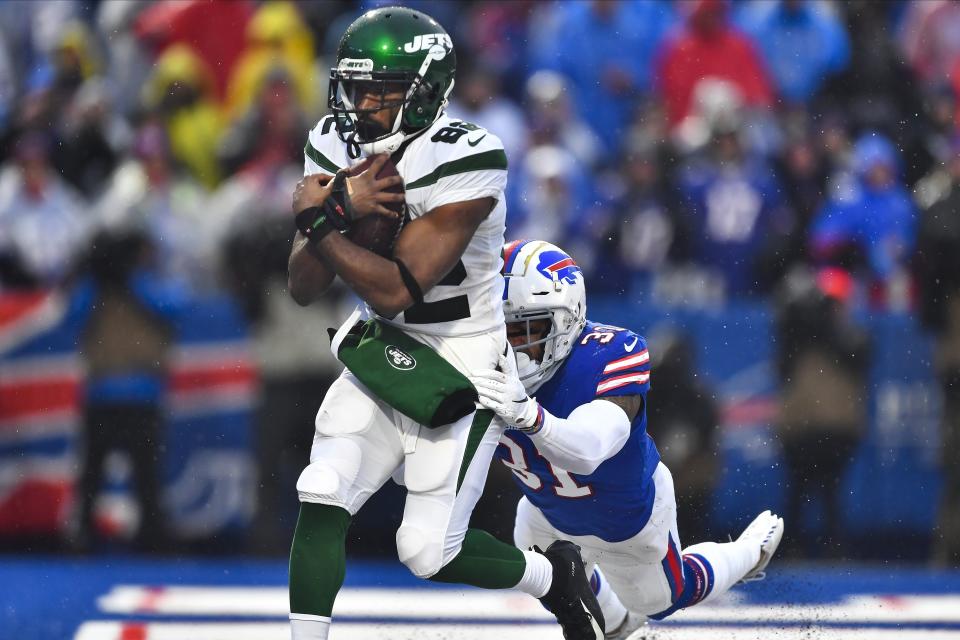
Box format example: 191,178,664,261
292,173,333,214
470,348,543,433
345,154,406,219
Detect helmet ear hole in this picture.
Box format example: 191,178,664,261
403,79,444,129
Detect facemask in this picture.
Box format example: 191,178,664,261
355,114,392,142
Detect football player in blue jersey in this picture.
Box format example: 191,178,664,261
470,240,785,639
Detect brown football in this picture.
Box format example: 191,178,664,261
345,156,405,257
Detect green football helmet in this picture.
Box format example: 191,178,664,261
329,6,457,157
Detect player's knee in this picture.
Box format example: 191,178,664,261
296,438,362,504
396,524,444,578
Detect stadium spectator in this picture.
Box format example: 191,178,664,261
224,1,318,124
809,132,917,308
815,1,927,182
896,83,960,192
72,227,189,553
674,103,791,297
898,0,960,86
0,0,83,91
95,2,154,119
736,0,850,105
656,0,773,130
523,70,603,170
646,330,720,544
0,131,90,289
600,139,685,295
0,17,104,167
509,144,600,261
448,64,529,167
140,44,224,189
774,267,870,558
133,0,254,100
927,83,960,161
218,66,311,177
94,121,214,288
23,20,102,127
54,77,130,198
754,111,830,291
461,0,537,93
816,110,854,180
531,0,677,155
914,136,960,567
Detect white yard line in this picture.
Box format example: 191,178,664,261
96,586,960,624
73,622,960,640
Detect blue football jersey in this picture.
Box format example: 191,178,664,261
495,320,662,542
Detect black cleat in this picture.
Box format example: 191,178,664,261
536,540,606,640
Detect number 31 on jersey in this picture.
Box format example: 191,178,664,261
499,437,592,498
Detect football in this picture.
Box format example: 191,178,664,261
345,156,405,257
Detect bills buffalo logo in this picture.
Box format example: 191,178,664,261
536,250,582,285
385,345,416,370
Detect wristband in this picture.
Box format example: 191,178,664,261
519,403,545,435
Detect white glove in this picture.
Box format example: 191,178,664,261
469,347,544,433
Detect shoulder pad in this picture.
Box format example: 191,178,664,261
423,118,506,161
305,116,347,175
594,330,650,396
401,117,508,191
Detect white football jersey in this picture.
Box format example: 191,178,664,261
303,114,508,337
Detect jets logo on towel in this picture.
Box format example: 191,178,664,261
386,345,416,370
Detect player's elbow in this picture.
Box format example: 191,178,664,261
564,454,604,476
289,287,314,307
372,290,414,318
288,274,322,306
288,277,311,306
566,461,600,476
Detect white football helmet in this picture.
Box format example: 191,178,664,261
501,240,587,393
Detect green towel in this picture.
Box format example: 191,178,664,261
333,319,479,428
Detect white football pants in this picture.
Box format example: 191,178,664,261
297,327,506,579
514,461,758,620
514,462,681,615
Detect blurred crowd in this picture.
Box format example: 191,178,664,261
5,0,960,314
1,0,959,563
4,0,958,304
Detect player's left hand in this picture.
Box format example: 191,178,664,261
470,347,543,433
345,154,405,219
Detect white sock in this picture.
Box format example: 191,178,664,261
682,539,758,604
514,548,554,598
591,567,628,632
290,614,331,640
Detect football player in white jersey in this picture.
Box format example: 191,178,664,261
286,7,604,640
